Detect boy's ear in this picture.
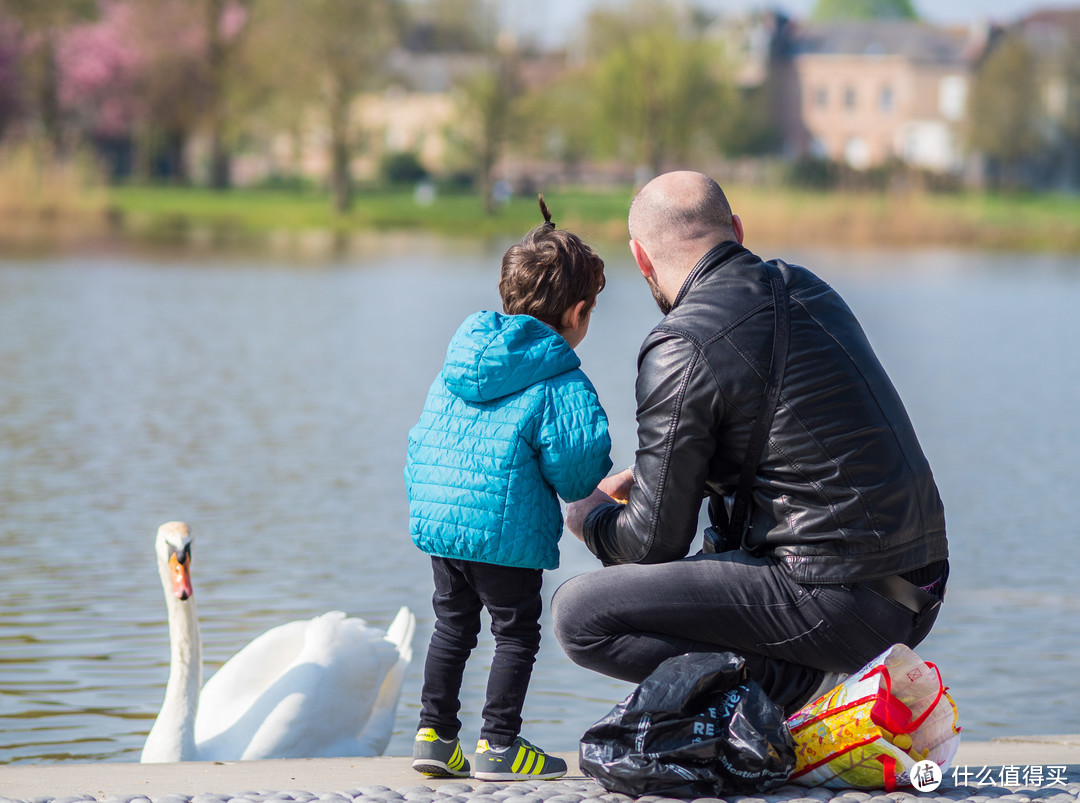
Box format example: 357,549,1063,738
630,239,653,279
561,299,588,331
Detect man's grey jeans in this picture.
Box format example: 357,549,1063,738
551,549,940,714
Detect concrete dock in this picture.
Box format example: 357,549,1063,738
2,736,1080,803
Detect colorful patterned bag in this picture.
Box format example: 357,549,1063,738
786,644,961,790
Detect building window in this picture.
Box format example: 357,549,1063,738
814,86,828,109
844,137,870,169
1046,77,1067,118
879,85,894,114
843,86,856,110
904,130,920,162
939,75,967,121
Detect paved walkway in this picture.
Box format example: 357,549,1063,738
2,736,1080,803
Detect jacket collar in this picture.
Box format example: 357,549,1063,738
670,240,750,311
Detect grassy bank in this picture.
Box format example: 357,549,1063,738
104,184,1080,254
106,185,637,244
1,180,1074,255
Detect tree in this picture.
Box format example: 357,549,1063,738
966,34,1041,189
410,0,522,214
715,85,783,157
53,0,252,186
0,18,23,139
118,0,219,183
56,4,144,141
585,0,732,177
202,0,252,189
4,0,98,150
514,67,595,182
810,0,918,21
404,0,486,52
449,35,520,213
1057,39,1080,186
248,0,402,212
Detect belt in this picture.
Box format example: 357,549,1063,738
858,574,940,616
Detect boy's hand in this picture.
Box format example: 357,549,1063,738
565,468,636,542
598,467,635,503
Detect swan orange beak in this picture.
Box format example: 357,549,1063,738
169,552,193,601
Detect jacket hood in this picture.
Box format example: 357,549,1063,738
442,310,580,403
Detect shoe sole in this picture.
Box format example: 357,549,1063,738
473,770,566,781
412,759,470,778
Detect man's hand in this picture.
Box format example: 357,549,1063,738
565,468,636,542
599,467,635,502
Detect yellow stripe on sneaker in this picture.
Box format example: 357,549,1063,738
521,749,537,775
449,743,465,771
531,753,546,775
511,745,526,773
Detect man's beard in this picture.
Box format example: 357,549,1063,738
646,275,672,315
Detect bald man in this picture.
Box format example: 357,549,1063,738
555,172,948,713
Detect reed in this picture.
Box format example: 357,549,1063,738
0,140,109,225
727,185,1080,253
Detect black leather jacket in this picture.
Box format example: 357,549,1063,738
583,242,948,584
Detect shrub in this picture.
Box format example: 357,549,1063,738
379,151,428,185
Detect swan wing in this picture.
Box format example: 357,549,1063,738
195,610,414,760
195,617,312,746
353,606,416,755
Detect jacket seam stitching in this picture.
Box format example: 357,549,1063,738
641,346,702,561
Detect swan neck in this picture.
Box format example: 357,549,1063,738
143,593,201,762
168,593,202,703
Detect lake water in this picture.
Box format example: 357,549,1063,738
1,235,1079,765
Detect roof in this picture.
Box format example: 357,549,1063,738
1016,7,1080,51
1019,7,1080,39
787,20,972,63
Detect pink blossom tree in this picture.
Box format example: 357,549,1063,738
3,0,98,151
0,19,23,139
55,0,250,184
57,1,144,141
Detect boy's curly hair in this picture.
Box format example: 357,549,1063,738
499,195,606,331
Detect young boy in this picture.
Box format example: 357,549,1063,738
404,197,611,781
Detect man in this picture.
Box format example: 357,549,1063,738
555,171,948,713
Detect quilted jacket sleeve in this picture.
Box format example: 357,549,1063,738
537,372,613,503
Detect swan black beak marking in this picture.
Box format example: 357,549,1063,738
168,549,193,601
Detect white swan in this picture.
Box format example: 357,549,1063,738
141,521,415,763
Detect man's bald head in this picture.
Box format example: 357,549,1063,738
628,171,738,265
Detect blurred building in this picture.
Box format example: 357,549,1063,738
978,7,1080,190
774,20,987,173
23,1,1075,192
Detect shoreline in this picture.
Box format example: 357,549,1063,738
3,184,1080,258
3,737,1080,801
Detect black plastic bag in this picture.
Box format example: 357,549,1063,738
579,652,796,798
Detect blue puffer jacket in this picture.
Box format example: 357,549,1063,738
405,310,612,570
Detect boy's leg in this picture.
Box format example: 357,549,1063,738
467,562,543,747
418,556,483,740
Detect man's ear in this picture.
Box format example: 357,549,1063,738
561,299,588,331
630,239,654,278
732,214,744,245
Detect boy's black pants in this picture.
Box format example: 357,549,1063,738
419,556,543,747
